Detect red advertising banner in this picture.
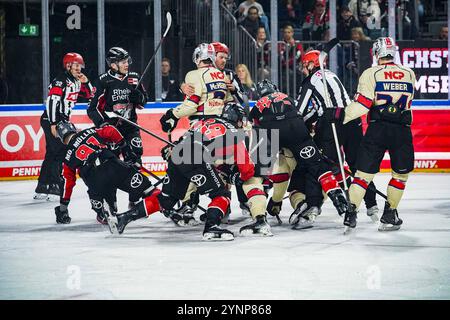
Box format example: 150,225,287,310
1,102,449,180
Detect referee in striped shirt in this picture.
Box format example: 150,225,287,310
294,49,379,219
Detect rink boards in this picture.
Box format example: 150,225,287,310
0,100,449,180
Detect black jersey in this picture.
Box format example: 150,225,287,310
61,125,125,202
87,70,146,132
44,71,94,124
223,68,246,105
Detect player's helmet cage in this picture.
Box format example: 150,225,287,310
192,43,216,66
302,50,320,68
106,47,133,67
256,79,278,97
56,121,77,143
211,42,231,59
372,37,396,60
63,53,85,69
221,103,246,125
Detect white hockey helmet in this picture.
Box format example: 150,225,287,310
372,37,396,61
192,43,216,66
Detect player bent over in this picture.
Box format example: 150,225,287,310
53,121,159,226
116,104,255,241
251,80,351,222
341,37,416,232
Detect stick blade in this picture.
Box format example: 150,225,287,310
163,12,172,38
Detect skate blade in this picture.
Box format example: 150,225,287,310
46,194,59,202
107,216,119,235
186,219,200,226
289,215,300,226
378,223,401,231
368,214,379,223
33,194,49,201
202,233,234,241
292,219,314,230
239,227,273,237
343,225,355,235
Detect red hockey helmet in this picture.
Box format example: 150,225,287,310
211,42,229,56
302,50,321,68
63,52,85,69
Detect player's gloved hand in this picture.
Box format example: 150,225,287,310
120,142,140,168
161,144,173,161
324,107,345,123
229,171,244,187
129,89,145,105
160,109,179,133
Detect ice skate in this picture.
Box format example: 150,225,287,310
46,184,61,202
202,225,234,241
289,201,307,226
239,215,273,236
378,202,403,231
292,205,320,230
55,206,71,224
33,183,49,200
343,204,357,235
176,204,200,226
240,202,251,216
366,205,379,223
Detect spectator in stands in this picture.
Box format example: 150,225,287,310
438,26,448,40
236,64,259,100
223,0,238,15
161,58,183,102
351,26,371,42
279,24,304,95
347,0,381,39
255,26,270,80
302,0,330,41
237,0,271,39
337,6,362,40
239,6,263,39
279,0,303,29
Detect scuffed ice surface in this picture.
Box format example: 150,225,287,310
0,173,449,299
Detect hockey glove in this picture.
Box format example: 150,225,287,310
324,107,345,123
229,171,244,187
160,109,179,133
129,89,145,106
120,142,140,168
161,144,173,161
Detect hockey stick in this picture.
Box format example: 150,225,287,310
318,39,349,199
105,112,174,147
137,12,172,88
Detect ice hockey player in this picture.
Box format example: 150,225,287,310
251,80,351,221
180,42,246,108
117,104,255,241
159,43,229,221
216,103,272,236
290,49,379,223
160,43,227,132
87,47,147,166
53,121,159,225
339,37,416,232
34,52,94,201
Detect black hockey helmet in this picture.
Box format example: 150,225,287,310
255,79,278,97
221,103,246,125
56,121,77,143
106,47,132,67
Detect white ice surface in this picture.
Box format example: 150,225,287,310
0,173,449,300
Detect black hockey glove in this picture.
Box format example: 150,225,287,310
324,107,345,123
120,142,140,168
229,167,244,187
129,89,145,105
160,109,179,133
161,144,173,161
55,204,71,224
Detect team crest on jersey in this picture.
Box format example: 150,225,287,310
190,174,207,187
131,137,142,148
300,146,316,159
90,199,103,209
